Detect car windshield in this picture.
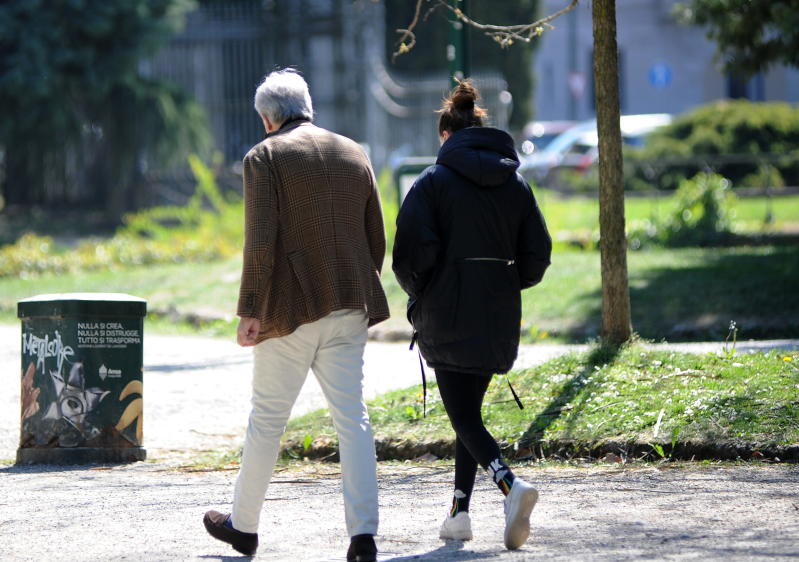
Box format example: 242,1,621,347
540,122,595,155
532,133,560,150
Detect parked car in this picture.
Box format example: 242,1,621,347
518,120,595,183
519,114,672,185
519,120,578,155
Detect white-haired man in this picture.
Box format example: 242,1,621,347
203,68,388,562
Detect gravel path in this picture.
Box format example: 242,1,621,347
0,461,797,561
2,324,799,560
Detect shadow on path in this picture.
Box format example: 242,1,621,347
382,541,498,561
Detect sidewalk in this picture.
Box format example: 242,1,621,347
2,324,798,560
1,459,797,560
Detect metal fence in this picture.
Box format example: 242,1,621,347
365,52,511,171
144,0,511,205
0,0,514,211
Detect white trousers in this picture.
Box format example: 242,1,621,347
231,309,379,537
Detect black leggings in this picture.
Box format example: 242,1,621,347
435,370,503,497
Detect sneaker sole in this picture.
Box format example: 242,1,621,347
440,514,473,541
440,529,474,541
504,487,539,550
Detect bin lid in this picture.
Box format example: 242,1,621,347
18,293,147,318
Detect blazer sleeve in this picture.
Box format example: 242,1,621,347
237,151,278,318
516,181,552,289
392,172,440,299
364,165,386,274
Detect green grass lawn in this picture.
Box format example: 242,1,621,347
534,190,799,238
281,344,799,461
1,245,797,342
527,245,799,341
1,175,796,341
0,257,243,336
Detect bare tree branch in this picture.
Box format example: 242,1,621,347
391,0,581,59
444,0,579,47
391,0,425,63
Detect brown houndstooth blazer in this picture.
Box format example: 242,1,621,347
237,118,390,342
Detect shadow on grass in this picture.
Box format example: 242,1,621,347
570,246,799,342
520,345,621,451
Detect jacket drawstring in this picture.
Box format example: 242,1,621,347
507,378,524,410
410,331,426,417
412,330,522,414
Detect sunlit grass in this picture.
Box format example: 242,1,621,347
534,189,799,243
2,245,797,343
281,345,799,459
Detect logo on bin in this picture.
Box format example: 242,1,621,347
43,362,110,436
98,364,122,380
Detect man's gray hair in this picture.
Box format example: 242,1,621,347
254,68,314,125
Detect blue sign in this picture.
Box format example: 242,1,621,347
649,63,672,89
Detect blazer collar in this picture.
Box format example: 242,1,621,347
266,117,311,139
280,116,311,130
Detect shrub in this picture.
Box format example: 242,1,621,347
0,156,243,278
627,172,736,249
0,160,404,278
628,100,799,191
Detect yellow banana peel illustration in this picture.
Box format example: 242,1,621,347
119,380,142,401
115,381,143,443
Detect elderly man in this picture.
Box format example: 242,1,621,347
203,68,388,562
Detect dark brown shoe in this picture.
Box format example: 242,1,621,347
203,510,258,556
347,534,377,562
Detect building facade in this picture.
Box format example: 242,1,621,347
534,0,799,122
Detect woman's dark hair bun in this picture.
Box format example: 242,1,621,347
450,80,478,111
438,78,487,135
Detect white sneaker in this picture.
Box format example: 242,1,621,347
439,511,473,541
503,478,539,549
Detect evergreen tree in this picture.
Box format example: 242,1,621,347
0,0,210,215
675,0,799,75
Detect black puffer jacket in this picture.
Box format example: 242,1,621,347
392,127,551,375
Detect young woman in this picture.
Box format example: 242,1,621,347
392,80,552,550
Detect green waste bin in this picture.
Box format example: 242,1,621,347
17,293,147,464
393,156,436,205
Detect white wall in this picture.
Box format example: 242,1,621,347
533,0,799,121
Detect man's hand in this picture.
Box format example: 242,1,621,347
237,317,261,347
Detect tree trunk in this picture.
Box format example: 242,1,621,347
592,0,632,345
2,146,37,207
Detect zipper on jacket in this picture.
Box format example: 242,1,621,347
461,257,515,265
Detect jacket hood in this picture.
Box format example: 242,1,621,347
436,127,520,187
